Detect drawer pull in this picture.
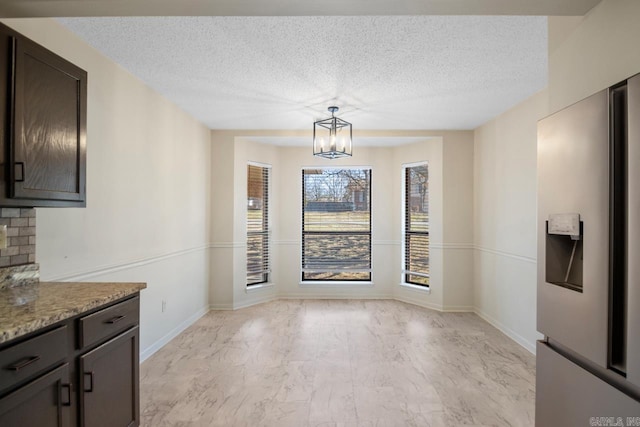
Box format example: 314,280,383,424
84,371,94,392
105,315,126,324
6,355,40,371
60,383,72,406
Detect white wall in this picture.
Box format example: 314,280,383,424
549,0,640,112
232,139,280,308
442,133,475,311
210,130,474,311
1,19,212,360
475,0,640,353
209,132,235,309
210,131,284,310
12,8,621,361
393,135,475,312
473,89,547,353
471,0,640,355
275,145,397,300
392,139,445,310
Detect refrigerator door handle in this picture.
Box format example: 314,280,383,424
626,73,640,387
609,83,628,375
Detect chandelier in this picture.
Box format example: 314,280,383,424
313,106,352,159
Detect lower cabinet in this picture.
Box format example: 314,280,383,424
0,295,140,427
79,327,139,427
0,363,71,427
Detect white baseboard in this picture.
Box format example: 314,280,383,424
442,305,474,312
391,294,474,313
232,295,277,310
209,296,277,311
209,303,234,310
474,308,537,355
140,306,210,363
278,294,392,300
393,294,444,311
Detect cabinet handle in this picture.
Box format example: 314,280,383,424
14,162,25,183
60,383,72,407
6,355,40,371
105,315,126,324
84,371,94,392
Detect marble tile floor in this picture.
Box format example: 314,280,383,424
140,299,536,427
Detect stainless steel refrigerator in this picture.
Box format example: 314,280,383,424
537,74,640,424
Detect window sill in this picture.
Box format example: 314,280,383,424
399,282,431,294
245,283,275,293
299,281,374,287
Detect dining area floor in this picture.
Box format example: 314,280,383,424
140,299,536,426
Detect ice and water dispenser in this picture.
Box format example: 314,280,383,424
545,213,583,292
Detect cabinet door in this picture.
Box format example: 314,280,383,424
0,363,71,427
11,34,86,204
79,327,139,427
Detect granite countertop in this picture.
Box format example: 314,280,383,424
0,281,147,344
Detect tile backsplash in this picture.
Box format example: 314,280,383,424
0,208,36,267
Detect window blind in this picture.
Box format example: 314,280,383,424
404,164,429,286
247,164,270,286
302,168,371,281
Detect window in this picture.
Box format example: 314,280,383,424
247,164,270,286
403,163,429,287
302,168,371,281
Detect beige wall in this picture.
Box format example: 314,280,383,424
275,145,396,300
233,139,280,308
473,89,547,353
392,139,445,310
209,132,235,309
210,130,474,310
549,0,640,111
2,18,212,360
442,134,475,310
472,0,640,354
16,3,638,359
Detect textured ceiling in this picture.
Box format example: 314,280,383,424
58,16,547,131
1,0,601,17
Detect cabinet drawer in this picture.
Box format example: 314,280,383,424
0,326,67,394
79,297,139,349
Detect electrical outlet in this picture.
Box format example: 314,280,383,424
0,225,6,249
162,300,166,313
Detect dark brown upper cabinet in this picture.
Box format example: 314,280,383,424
0,23,86,207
